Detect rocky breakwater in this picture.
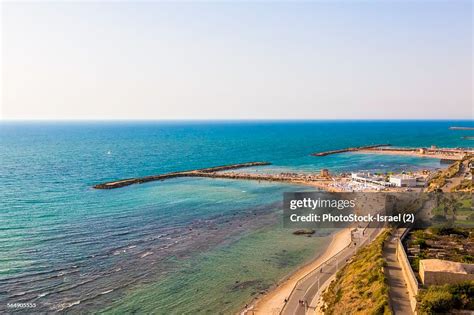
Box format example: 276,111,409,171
93,162,271,189
311,144,391,157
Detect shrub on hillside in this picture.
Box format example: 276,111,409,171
417,282,474,314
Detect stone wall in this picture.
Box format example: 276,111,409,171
397,234,419,313
419,261,474,286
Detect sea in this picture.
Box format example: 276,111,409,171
1,120,472,313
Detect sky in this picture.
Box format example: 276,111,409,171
1,1,472,120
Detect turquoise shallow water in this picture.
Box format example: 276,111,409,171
0,120,472,313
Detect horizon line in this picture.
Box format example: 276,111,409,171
1,118,473,123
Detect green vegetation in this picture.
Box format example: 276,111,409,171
451,179,473,192
430,226,470,238
417,282,474,314
431,193,473,227
322,230,391,315
406,227,474,269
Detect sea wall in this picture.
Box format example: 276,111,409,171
93,162,271,189
311,144,391,156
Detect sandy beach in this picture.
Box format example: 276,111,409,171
357,149,466,160
243,228,352,315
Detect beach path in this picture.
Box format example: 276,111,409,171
245,228,352,315
281,226,381,315
383,233,414,315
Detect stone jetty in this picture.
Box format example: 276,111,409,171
449,126,474,130
312,144,473,161
311,144,391,156
359,146,473,161
191,171,325,184
93,162,271,189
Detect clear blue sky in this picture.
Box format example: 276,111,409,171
1,1,472,120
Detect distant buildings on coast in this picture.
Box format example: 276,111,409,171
350,172,425,188
389,174,421,187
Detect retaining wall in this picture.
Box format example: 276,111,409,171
396,232,419,313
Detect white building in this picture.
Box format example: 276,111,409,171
351,173,393,187
389,175,418,187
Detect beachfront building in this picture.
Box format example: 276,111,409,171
389,175,419,187
351,173,393,187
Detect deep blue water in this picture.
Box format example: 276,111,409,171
0,120,472,312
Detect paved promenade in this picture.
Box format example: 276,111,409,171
383,232,414,315
281,227,381,315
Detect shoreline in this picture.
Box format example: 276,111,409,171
242,228,352,315
357,149,466,160
242,157,463,315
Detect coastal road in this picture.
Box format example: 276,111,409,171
281,227,382,315
442,159,470,192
